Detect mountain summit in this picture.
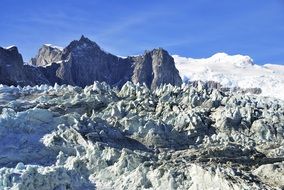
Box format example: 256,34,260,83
31,44,63,67
132,48,182,89
27,36,182,88
0,46,49,86
0,36,182,88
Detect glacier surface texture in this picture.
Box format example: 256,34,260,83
0,82,283,189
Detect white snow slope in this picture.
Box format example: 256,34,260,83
173,53,284,100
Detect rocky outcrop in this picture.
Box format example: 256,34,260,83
50,36,133,87
0,46,28,86
30,44,62,67
131,48,182,89
23,65,51,85
0,38,182,88
29,36,182,88
0,46,49,86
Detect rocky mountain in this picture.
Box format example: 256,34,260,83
0,36,182,88
30,44,63,67
27,35,182,88
0,46,49,86
44,36,134,87
131,48,182,89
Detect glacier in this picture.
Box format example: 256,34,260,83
0,81,283,189
174,53,284,100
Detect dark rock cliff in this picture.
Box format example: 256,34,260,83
131,48,182,89
1,36,182,88
0,46,49,86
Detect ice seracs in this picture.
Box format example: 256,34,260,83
1,36,284,189
0,82,283,189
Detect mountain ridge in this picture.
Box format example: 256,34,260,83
0,36,182,89
1,36,284,99
0,46,50,86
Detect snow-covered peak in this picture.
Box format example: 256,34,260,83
173,53,284,100
43,44,63,51
5,45,17,50
174,52,254,68
211,52,253,66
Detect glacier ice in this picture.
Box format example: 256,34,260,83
0,82,283,189
173,53,284,100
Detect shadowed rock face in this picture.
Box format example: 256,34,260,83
30,36,182,88
53,36,134,87
0,46,49,86
0,36,182,88
0,46,25,86
131,48,182,89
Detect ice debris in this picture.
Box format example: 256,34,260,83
0,81,283,189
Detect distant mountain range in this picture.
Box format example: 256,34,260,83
0,36,182,89
1,36,284,99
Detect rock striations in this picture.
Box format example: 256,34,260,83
0,36,182,89
48,35,134,87
132,48,182,89
30,44,63,67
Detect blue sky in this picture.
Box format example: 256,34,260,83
0,0,284,64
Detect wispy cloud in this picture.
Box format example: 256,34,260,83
94,5,175,39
